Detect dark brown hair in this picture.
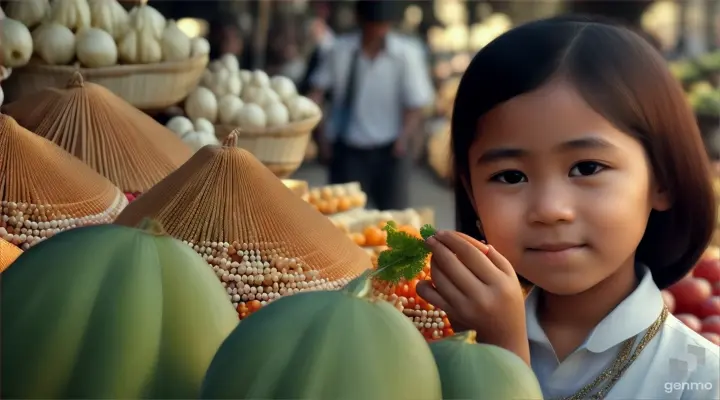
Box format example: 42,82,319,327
451,15,716,289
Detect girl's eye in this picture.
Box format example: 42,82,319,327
569,161,606,177
490,170,527,184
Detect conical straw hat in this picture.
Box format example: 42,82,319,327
0,114,127,250
2,72,193,193
0,237,22,273
115,133,372,314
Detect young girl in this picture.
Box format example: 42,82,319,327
416,15,720,399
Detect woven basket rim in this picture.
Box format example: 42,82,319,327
215,113,322,138
18,55,209,77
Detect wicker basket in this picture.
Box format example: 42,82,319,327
215,113,322,178
3,55,208,110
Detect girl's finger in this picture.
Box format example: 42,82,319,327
417,281,470,333
485,245,516,277
429,258,470,307
434,230,503,284
416,280,456,315
454,232,490,254
427,236,486,295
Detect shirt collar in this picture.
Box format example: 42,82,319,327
525,264,664,353
351,32,402,56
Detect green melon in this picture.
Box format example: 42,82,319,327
0,220,239,399
201,270,443,400
430,330,544,399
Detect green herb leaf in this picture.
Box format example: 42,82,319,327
374,221,435,283
420,224,437,240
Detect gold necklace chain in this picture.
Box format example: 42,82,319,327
552,305,669,400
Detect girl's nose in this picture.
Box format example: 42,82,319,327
526,185,576,225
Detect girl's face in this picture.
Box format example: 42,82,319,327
467,80,670,295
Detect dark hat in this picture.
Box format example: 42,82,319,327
355,0,402,23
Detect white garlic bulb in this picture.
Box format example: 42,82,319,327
217,95,244,125
5,0,50,28
227,72,242,97
75,27,117,67
88,0,129,41
250,69,270,87
118,27,162,64
220,53,239,72
190,37,210,57
32,22,76,65
128,5,165,39
239,69,252,85
165,116,194,137
241,85,265,105
1,18,34,68
193,118,215,136
287,95,321,122
270,75,298,102
235,103,266,129
264,102,290,127
161,20,191,62
50,0,91,32
185,86,218,123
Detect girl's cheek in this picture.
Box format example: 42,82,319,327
475,196,523,259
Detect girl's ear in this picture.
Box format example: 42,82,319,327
651,181,671,212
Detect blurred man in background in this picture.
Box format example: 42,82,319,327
310,0,434,211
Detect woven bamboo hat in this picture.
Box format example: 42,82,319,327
2,72,193,193
0,238,22,273
115,133,372,314
0,113,127,250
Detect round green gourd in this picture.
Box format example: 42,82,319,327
201,270,443,400
430,330,544,399
0,220,239,399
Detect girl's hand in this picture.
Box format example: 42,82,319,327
416,230,530,365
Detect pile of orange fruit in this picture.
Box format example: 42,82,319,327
307,186,366,215
347,221,421,249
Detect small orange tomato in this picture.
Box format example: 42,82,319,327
408,278,420,297
395,283,409,297
248,300,262,312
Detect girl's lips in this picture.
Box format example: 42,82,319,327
527,243,587,252
525,245,587,263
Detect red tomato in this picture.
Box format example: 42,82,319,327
702,315,720,335
700,332,720,346
697,296,720,318
661,290,676,314
676,314,703,332
693,259,720,283
668,277,712,312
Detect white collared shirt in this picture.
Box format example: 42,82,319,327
310,32,434,148
526,266,720,399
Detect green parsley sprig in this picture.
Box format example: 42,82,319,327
373,221,437,283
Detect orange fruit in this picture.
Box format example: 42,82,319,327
398,225,421,239
351,232,366,246
363,226,387,246
337,196,352,212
